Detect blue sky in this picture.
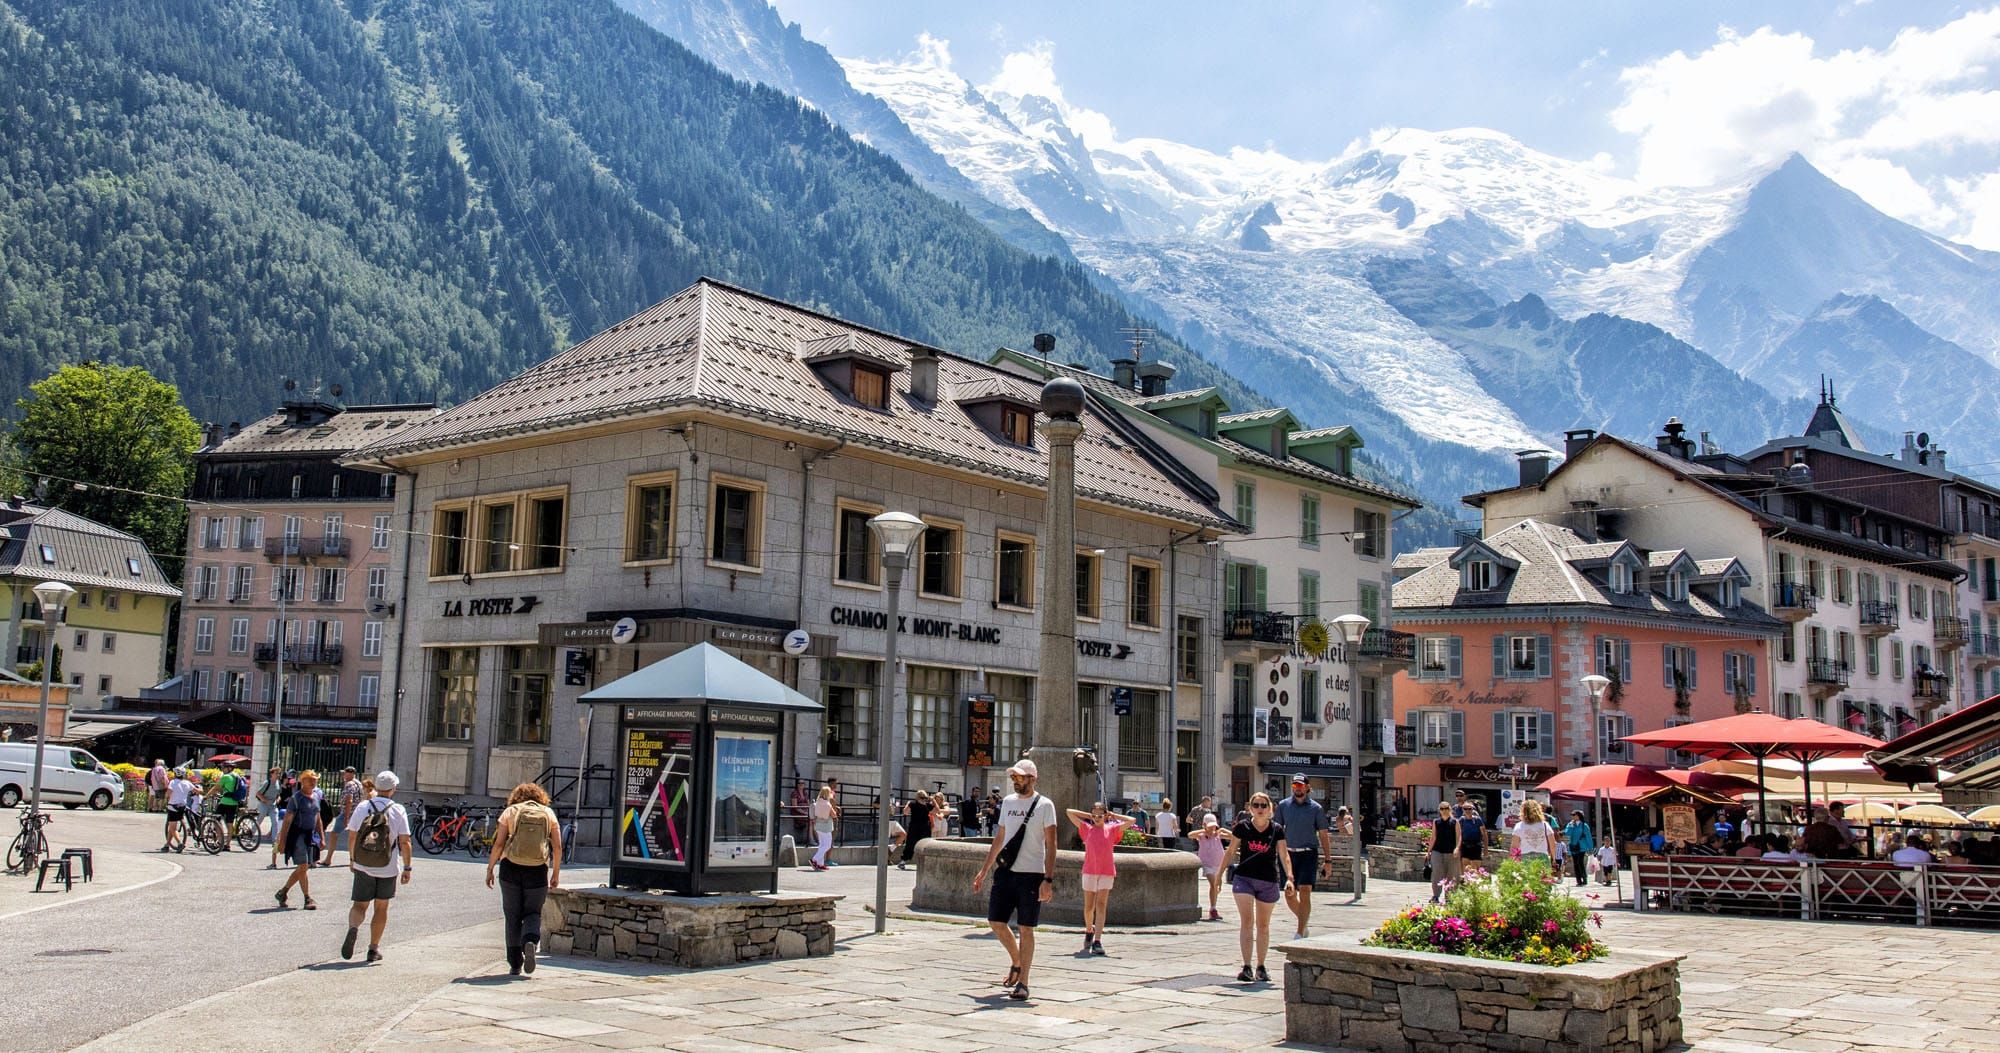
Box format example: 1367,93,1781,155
769,1,2000,247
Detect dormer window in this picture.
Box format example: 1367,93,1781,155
853,366,890,410
1200,409,1217,438
1001,404,1033,445
38,544,55,565
1666,570,1689,601
1720,579,1739,608
1465,560,1497,591
1609,563,1632,594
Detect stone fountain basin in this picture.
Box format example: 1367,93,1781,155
907,836,1203,926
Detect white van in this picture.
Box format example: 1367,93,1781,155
0,742,125,810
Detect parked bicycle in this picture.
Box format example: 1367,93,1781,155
462,809,499,857
417,801,475,855
6,807,51,873
229,812,261,852
163,805,224,854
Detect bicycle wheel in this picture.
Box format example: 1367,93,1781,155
166,818,187,853
234,817,260,852
7,829,44,872
417,817,451,855
198,816,226,854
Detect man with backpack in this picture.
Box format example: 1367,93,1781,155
341,770,412,964
486,782,564,976
212,766,246,851
971,759,1058,1002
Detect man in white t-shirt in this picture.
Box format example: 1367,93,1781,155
972,758,1058,1001
341,770,413,963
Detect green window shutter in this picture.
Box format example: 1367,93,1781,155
1358,582,1380,624
1224,564,1241,611
1254,565,1268,610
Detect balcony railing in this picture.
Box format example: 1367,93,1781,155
1771,581,1816,617
14,645,35,664
1223,712,1257,746
1223,609,1295,646
1359,722,1385,752
263,537,348,559
1358,628,1417,664
1859,600,1899,633
252,642,345,666
1915,676,1951,702
1807,658,1851,687
120,696,378,722
1934,615,1969,647
1972,633,2000,661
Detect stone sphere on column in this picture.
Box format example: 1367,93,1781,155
1041,377,1086,421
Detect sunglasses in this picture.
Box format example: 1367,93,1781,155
1250,802,1271,809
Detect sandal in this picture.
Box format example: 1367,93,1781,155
997,965,1020,987
1009,983,1029,1001
275,891,288,908
303,898,318,911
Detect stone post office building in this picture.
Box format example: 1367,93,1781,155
347,280,1235,829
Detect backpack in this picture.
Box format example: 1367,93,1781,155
994,795,1042,873
505,803,553,867
226,773,249,805
352,799,396,868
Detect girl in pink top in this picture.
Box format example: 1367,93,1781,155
1067,803,1137,956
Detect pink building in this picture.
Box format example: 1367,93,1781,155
160,395,435,759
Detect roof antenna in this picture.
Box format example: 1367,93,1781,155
1118,326,1153,362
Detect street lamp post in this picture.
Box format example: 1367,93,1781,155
867,510,926,935
1579,674,1611,843
28,581,77,818
1332,612,1370,900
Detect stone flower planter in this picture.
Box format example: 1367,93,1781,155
1281,939,1682,1053
909,836,1202,926
1367,842,1430,882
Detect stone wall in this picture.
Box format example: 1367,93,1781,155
543,887,837,968
1368,843,1429,882
911,837,1202,926
1282,941,1682,1053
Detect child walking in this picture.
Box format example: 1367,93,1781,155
1067,803,1137,955
1190,814,1229,920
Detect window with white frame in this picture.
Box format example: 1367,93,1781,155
228,617,249,654
1609,562,1632,594
358,674,381,709
194,617,215,654
229,565,253,601
362,620,384,659
372,514,391,550
1418,710,1462,755
1417,635,1459,680
367,566,387,599
1465,560,1497,591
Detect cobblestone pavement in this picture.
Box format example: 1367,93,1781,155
374,864,2000,1053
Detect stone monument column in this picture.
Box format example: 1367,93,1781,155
1023,368,1086,835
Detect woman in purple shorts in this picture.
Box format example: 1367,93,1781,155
1218,790,1295,983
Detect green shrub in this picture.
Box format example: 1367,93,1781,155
1363,859,1607,967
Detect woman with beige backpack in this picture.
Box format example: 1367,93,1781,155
486,782,565,976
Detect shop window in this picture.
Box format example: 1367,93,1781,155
989,673,1033,764
820,659,877,759
426,647,479,742
500,647,551,746
1119,690,1160,771
906,665,960,763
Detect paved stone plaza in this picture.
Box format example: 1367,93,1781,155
373,865,2000,1053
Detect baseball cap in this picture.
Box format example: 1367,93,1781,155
374,770,400,792
1290,773,1309,785
1007,759,1039,779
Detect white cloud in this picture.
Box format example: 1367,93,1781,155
977,40,1121,150
1611,8,2000,248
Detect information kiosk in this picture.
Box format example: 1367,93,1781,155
579,642,821,895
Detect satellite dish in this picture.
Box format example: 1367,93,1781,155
1917,432,1930,448
365,598,393,618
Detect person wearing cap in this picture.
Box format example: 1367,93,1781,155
321,766,363,866
1273,775,1331,939
341,770,413,964
972,758,1058,1002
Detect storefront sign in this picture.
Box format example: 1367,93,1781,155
1662,803,1699,846
563,648,593,687
711,625,784,650
829,606,1002,645
1257,752,1352,778
441,594,541,618
1438,763,1557,784
963,693,995,768
1424,687,1532,707
1111,685,1134,716
1077,638,1133,660
540,621,618,645
627,705,702,723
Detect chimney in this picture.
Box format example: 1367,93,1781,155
1655,417,1692,459
1563,428,1597,460
1517,449,1554,487
203,422,223,447
227,421,241,438
1902,432,1919,463
909,348,940,404
1935,448,1948,471
1699,430,1718,456
1135,360,1176,397
1110,356,1138,391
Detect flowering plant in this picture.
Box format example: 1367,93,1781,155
1363,860,1607,967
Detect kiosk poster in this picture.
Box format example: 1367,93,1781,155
621,725,694,865
708,730,775,867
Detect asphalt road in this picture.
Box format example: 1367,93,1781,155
2,808,604,1052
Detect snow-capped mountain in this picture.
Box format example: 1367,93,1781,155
637,0,2000,496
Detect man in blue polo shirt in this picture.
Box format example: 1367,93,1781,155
1273,775,1332,939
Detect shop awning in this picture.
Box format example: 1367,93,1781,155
1868,693,2000,785
52,717,228,751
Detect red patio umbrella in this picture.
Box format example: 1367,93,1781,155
1535,764,1672,794
1622,714,1882,831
